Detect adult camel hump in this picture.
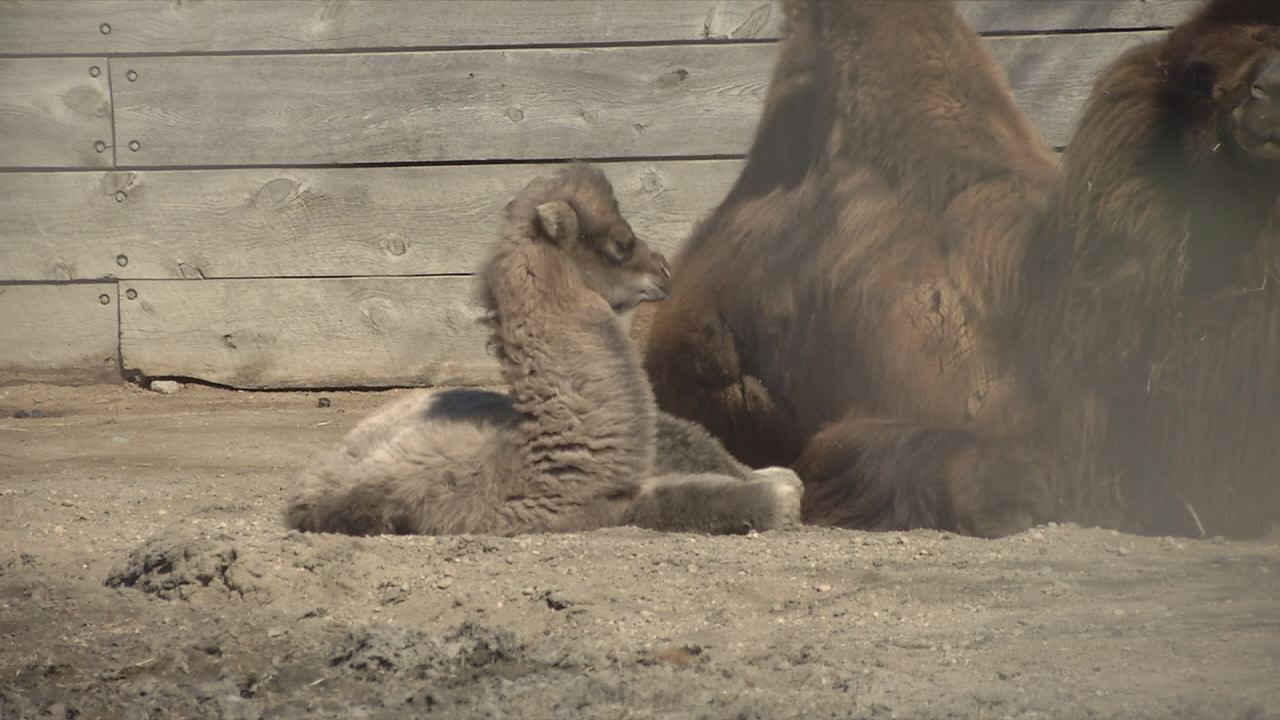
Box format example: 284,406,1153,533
643,0,1280,537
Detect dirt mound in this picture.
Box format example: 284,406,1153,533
105,527,264,602
329,622,525,683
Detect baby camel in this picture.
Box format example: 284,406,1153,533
285,163,800,536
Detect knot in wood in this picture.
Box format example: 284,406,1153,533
360,298,401,332
253,177,302,209
380,234,408,257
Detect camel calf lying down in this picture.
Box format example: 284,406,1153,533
286,164,801,537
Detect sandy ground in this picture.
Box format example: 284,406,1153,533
0,382,1277,720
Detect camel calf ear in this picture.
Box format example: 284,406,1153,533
535,201,580,247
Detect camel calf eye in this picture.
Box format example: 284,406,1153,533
607,239,632,263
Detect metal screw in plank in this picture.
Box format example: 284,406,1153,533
125,289,138,300
94,140,107,153
126,70,138,82
89,66,101,78
99,23,111,35
128,140,141,152
116,255,129,267
98,294,111,305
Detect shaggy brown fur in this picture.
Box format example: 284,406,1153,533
645,0,1059,538
1024,0,1280,535
286,164,801,536
645,0,1280,537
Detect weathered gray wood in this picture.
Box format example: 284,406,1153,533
997,31,1154,147
0,283,120,385
0,58,112,168
957,0,1198,33
0,160,741,281
0,1,782,55
110,31,1153,167
119,277,501,388
0,1,1195,55
109,44,776,166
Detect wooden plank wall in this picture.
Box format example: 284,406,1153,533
0,0,1200,388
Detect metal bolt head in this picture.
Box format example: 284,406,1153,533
99,23,111,35
116,254,129,267
125,288,138,300
94,140,107,153
114,191,127,203
128,140,141,152
98,294,111,305
89,66,101,78
126,69,138,82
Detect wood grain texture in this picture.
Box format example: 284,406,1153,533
0,160,741,281
0,0,1196,55
0,283,120,385
957,0,1197,33
997,31,1154,148
0,58,112,169
119,277,501,388
109,44,776,166
110,31,1153,167
0,0,782,55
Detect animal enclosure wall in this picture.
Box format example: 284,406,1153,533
0,0,1199,388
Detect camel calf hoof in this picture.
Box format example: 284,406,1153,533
623,467,803,535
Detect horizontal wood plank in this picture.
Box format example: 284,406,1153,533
0,58,113,168
997,31,1154,148
0,1,782,55
109,44,776,166
0,1,1195,55
0,283,120,385
119,277,501,388
110,31,1154,167
957,0,1197,33
0,160,741,281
